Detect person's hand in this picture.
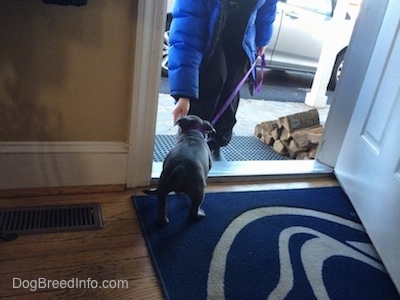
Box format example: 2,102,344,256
172,97,190,124
257,45,267,57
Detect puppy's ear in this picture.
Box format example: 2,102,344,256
175,116,189,128
202,120,216,133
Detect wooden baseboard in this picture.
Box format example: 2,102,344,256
0,184,126,199
0,142,129,190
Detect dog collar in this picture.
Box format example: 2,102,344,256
181,125,207,138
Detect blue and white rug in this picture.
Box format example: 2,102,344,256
133,187,399,299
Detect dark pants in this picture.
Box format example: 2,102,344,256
189,42,248,150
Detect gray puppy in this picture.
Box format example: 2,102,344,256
156,115,215,225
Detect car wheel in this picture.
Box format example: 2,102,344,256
161,15,172,77
328,50,345,90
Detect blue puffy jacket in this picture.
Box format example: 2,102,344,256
168,0,277,101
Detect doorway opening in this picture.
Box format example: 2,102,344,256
151,0,361,180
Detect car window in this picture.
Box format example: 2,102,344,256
285,0,332,16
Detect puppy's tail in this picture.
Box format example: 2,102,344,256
142,165,186,196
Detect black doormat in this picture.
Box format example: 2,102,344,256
0,203,103,235
154,135,288,162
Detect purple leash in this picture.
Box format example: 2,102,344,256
210,54,265,126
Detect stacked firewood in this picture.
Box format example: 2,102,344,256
254,109,323,160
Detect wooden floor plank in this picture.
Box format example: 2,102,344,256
1,218,141,246
1,231,148,262
1,257,157,297
0,247,149,275
2,277,163,300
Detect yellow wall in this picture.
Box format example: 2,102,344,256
0,0,136,141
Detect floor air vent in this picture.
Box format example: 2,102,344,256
0,203,103,235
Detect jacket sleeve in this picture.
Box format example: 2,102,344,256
255,0,278,47
168,0,210,101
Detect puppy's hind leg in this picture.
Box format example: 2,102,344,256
156,190,170,225
187,187,206,220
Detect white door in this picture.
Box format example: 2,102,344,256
335,0,400,291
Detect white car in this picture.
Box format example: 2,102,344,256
162,0,360,90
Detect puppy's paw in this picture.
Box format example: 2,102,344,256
197,208,206,218
157,216,169,226
191,208,206,219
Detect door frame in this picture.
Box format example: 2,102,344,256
127,0,390,187
127,0,167,188
127,0,332,188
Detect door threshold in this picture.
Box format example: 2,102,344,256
151,160,333,183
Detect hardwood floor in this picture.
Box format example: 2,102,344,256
0,176,338,299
